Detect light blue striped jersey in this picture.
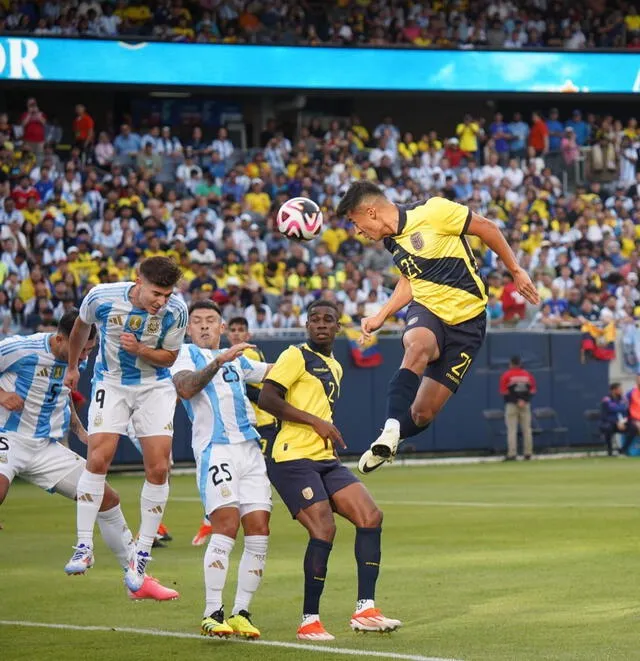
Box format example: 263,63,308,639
0,333,72,441
80,282,188,386
170,343,269,456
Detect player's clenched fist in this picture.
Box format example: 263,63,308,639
0,391,24,411
64,366,80,391
120,333,141,355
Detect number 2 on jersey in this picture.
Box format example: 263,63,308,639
399,256,420,278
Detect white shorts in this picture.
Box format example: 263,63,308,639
87,379,177,438
196,441,272,517
0,431,85,496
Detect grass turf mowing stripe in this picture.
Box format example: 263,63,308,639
0,620,463,661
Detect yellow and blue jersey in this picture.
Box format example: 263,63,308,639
384,197,487,325
265,343,342,463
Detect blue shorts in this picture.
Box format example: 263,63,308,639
404,302,486,394
266,458,360,518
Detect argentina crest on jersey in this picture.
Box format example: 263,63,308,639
147,317,161,335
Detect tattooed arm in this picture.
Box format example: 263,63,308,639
69,397,89,445
172,342,255,400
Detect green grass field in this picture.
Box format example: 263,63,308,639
2,458,640,661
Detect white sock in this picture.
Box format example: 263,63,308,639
383,418,400,433
76,471,106,547
301,614,319,626
356,598,375,613
97,504,134,569
232,535,268,615
204,534,235,617
137,480,169,555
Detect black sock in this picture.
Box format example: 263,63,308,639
303,538,332,615
386,368,421,421
399,411,431,439
355,527,381,601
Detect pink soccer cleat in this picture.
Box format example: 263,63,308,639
127,575,179,601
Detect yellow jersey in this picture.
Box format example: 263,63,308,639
266,343,342,463
243,346,276,429
385,197,487,325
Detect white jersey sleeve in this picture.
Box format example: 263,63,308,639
237,355,269,384
170,344,197,377
160,297,189,352
0,336,41,372
78,286,104,324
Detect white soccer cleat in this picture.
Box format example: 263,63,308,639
358,427,400,474
350,608,402,633
64,544,95,575
124,550,152,592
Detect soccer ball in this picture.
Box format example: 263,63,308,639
277,197,323,241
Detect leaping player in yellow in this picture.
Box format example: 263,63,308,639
336,182,540,473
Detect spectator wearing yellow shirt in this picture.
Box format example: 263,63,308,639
349,115,370,146
625,7,640,33
456,114,481,155
322,217,348,255
244,178,271,217
398,132,419,162
246,154,272,179
143,236,168,259
22,196,41,226
18,264,49,302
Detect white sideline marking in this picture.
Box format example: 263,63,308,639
0,620,463,661
170,496,640,509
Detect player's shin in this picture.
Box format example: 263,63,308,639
386,368,422,429
233,535,268,615
398,411,431,439
97,504,134,569
354,527,381,611
137,480,169,554
302,538,332,621
76,470,106,546
204,534,235,616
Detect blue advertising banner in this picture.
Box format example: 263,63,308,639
1,37,639,93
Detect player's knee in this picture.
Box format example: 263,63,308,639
144,463,169,484
210,508,241,539
86,455,110,474
310,519,337,542
356,506,383,529
403,341,432,372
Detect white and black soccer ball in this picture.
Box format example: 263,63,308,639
276,197,323,241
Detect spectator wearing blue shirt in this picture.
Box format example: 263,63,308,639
565,110,589,147
113,124,141,159
600,382,629,455
545,108,564,152
489,112,512,165
544,287,568,316
487,293,504,327
507,112,529,160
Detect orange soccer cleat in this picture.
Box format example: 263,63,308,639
350,607,402,633
191,522,213,546
296,619,335,641
127,575,179,601
156,523,172,542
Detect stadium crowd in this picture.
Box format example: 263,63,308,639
0,95,639,339
1,0,639,49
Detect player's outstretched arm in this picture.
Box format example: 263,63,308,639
259,382,346,449
359,275,412,344
467,212,540,306
172,342,255,400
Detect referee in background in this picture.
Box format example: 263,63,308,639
499,356,537,461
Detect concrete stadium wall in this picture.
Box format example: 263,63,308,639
69,332,608,465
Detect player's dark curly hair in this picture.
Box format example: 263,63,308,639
307,299,340,318
188,300,222,316
139,256,182,288
336,181,385,218
59,308,97,340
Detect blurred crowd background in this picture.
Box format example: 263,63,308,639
0,92,639,340
2,0,640,49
